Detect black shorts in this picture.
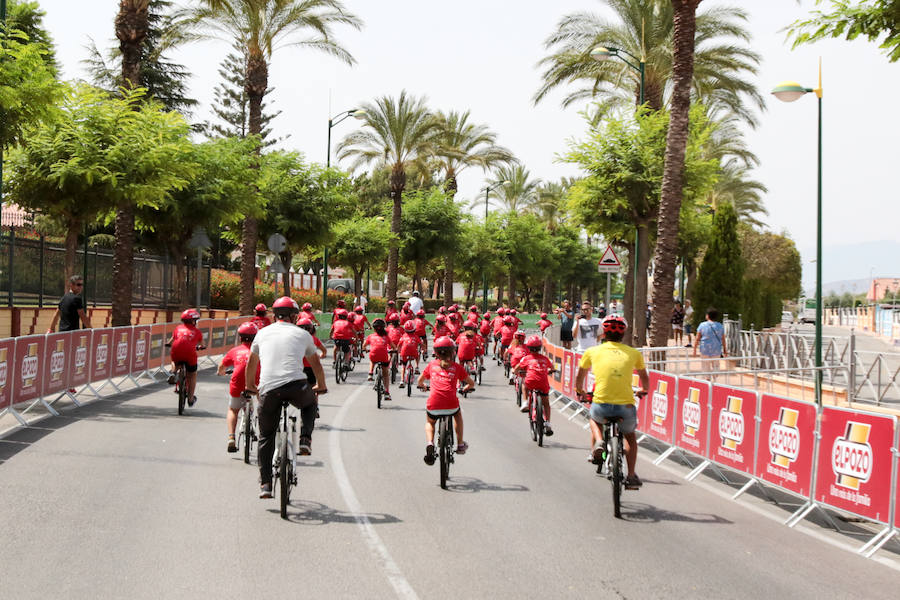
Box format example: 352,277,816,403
176,361,198,373
559,329,573,342
333,339,351,353
493,333,501,342
303,366,316,387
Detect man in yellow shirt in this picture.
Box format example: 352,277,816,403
575,314,649,489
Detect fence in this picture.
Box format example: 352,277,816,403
0,316,249,430
541,336,900,559
0,230,211,308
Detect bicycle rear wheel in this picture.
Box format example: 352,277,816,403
279,435,291,519
535,397,544,447
376,376,383,409
242,404,253,464
476,360,482,385
504,361,510,379
391,355,398,383
406,365,413,397
177,369,186,415
439,419,450,489
516,380,522,407
610,433,623,518
334,351,342,385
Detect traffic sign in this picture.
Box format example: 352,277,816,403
597,245,621,273
267,233,287,254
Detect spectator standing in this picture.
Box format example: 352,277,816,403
555,300,574,350
683,300,694,347
671,301,685,345
573,301,602,352
47,275,92,333
693,307,726,371
357,293,368,312
408,290,424,314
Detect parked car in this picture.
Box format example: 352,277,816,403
781,311,794,325
326,278,354,294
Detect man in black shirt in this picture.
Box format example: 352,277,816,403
47,276,92,333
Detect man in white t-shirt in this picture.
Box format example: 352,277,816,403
408,290,424,314
245,296,326,499
573,301,602,352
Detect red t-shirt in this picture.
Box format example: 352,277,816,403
387,324,403,346
474,333,485,356
250,315,271,329
510,344,530,369
352,313,367,332
331,319,356,340
457,334,477,361
434,324,450,338
518,353,553,393
303,335,325,368
447,321,460,338
448,313,461,327
365,332,391,363
414,317,429,337
422,359,468,411
479,320,492,336
500,325,515,346
491,316,505,335
538,319,552,332
399,310,414,325
171,324,203,363
298,309,318,324
221,343,260,397
385,308,399,322
399,333,420,360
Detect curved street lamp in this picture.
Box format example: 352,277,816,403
323,108,367,311
771,61,824,406
481,180,511,313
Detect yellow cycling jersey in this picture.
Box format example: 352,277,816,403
578,341,645,405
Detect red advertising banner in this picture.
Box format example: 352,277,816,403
676,377,710,457
111,328,132,377
91,328,113,381
0,338,15,410
131,326,150,373
195,319,213,358
68,330,92,388
225,318,241,348
148,324,171,373
814,406,896,523
754,395,817,498
710,385,758,474
208,319,228,353
13,334,45,404
645,371,677,443
43,332,72,396
896,450,900,529
562,351,575,397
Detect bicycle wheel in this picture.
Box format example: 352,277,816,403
391,355,398,384
439,419,450,490
610,433,623,518
279,435,291,519
177,369,186,415
406,365,413,397
504,361,510,379
340,360,349,382
476,361,482,385
535,397,544,447
516,379,523,407
243,404,253,464
334,350,342,385
376,375,383,409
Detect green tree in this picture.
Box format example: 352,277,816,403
184,0,362,314
692,202,744,327
789,0,900,62
478,164,540,214
6,85,195,290
6,0,58,73
455,217,505,306
337,91,438,301
398,188,463,295
329,216,392,301
257,152,353,297
500,212,557,310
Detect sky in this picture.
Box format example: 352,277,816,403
32,0,900,289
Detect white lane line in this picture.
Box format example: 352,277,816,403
329,384,420,600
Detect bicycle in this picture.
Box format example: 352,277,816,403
403,358,415,397
237,391,258,464
373,361,389,408
596,391,646,519
514,371,524,407
334,344,352,384
165,342,205,415
389,351,399,384
423,403,457,490
528,388,545,447
503,351,511,379
271,396,298,519
475,354,484,385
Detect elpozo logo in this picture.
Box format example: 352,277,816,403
718,395,744,449
831,421,873,491
21,342,39,389
681,386,702,438
116,333,129,367
50,339,66,382
0,347,8,389
96,334,109,370
135,335,146,361
768,407,800,466
74,337,88,375
651,380,668,425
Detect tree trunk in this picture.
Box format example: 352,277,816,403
443,255,454,307
634,223,652,347
174,256,188,310
110,1,149,327
497,281,505,308
541,277,553,313
386,164,406,301
64,226,80,286
649,0,701,349
352,267,362,306
508,273,516,310
624,241,635,344
280,250,293,298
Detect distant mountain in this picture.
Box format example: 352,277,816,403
801,240,900,295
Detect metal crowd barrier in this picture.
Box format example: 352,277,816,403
0,316,252,429
540,337,900,559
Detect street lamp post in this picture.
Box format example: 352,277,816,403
481,180,510,313
324,108,366,312
592,46,645,338
772,62,824,407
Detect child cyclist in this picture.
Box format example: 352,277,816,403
352,306,371,352
217,321,261,453
456,322,479,377
537,312,553,334
251,304,271,329
491,308,506,357
509,330,529,385
399,320,421,385
516,335,555,436
329,308,356,367
364,319,397,401
417,336,475,464
297,317,328,384
479,312,492,339
414,309,433,358
499,315,516,363
298,302,319,326
167,308,204,406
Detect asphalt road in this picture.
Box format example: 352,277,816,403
1,355,898,599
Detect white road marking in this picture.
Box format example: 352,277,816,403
329,384,420,600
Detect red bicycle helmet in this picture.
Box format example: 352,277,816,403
482,312,491,320
463,321,477,330
336,299,346,307
433,336,455,349
503,316,515,325
388,314,400,323
469,305,478,312
334,308,349,319
510,309,518,315
403,301,411,309
602,314,628,333
181,308,200,321
438,306,447,314
387,300,396,306
497,308,506,316
540,312,548,319
514,330,526,339
237,321,258,336
403,320,417,333
273,296,299,311
525,335,543,348
297,318,316,334
354,306,364,313
301,302,312,311
254,303,267,314
416,309,426,317
435,315,447,323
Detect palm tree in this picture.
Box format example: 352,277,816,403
110,0,150,326
337,91,438,301
709,159,768,227
474,165,541,214
184,0,362,314
535,0,762,123
432,110,515,306
535,178,574,312
649,0,703,349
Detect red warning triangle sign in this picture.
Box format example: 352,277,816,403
598,245,621,268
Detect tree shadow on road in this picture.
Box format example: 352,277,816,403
619,501,733,524
446,476,529,494
268,500,402,526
